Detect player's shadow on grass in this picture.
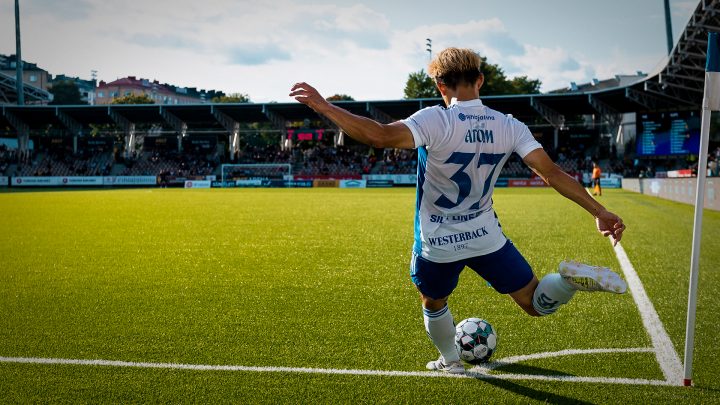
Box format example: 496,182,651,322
469,365,591,405
480,378,594,405
490,363,574,377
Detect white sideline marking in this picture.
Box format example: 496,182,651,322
480,347,655,371
0,347,672,386
612,242,684,386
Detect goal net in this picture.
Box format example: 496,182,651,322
220,163,292,186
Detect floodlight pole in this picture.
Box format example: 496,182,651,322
15,0,24,106
682,31,717,388
664,0,674,55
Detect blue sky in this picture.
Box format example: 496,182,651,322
0,0,699,102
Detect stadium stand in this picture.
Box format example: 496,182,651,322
12,148,112,177
3,1,720,184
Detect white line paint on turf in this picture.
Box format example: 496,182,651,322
480,347,655,370
612,241,684,386
0,347,673,386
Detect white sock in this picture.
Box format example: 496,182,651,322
423,305,460,363
532,273,576,316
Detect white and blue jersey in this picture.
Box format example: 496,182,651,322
402,98,542,263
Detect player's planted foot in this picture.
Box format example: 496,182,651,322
559,260,627,294
426,356,465,375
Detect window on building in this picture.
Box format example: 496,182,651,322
29,75,37,82
98,91,104,98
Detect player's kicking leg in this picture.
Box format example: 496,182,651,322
515,260,627,316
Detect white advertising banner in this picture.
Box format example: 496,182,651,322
12,177,60,186
236,179,263,187
0,176,8,187
12,176,157,187
339,179,367,188
105,176,157,186
13,176,105,187
340,180,367,188
184,180,211,189
61,176,103,186
599,177,622,189
363,174,416,185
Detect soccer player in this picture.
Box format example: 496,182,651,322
290,47,627,375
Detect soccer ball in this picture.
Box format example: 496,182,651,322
455,318,497,364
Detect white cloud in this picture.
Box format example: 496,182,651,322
508,45,592,91
0,0,664,102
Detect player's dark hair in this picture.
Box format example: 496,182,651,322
435,69,483,89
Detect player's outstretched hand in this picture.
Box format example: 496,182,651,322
595,209,625,246
290,82,329,114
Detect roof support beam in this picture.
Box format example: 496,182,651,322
159,107,187,137
0,71,52,103
108,107,137,159
661,71,705,84
625,88,670,111
160,107,187,152
366,103,394,124
211,106,241,160
588,94,623,132
643,81,698,106
55,108,83,137
530,97,565,129
261,105,287,131
658,74,704,93
4,107,30,160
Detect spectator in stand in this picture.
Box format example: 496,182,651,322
709,156,718,177
592,162,602,196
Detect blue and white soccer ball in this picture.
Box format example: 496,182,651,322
455,318,497,364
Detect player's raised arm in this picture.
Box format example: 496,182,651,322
289,82,415,149
521,148,626,245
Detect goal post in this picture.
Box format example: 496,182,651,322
220,163,292,186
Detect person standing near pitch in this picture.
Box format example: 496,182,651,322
592,162,603,196
290,47,627,375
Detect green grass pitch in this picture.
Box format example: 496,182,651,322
0,187,719,403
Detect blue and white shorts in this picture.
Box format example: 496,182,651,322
410,239,534,299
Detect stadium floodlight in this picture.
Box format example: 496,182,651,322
15,0,23,106
682,31,718,388
220,163,292,187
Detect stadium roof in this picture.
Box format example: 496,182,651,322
0,72,52,105
2,0,718,137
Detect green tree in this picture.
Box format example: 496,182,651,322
403,58,542,98
326,94,354,101
211,93,250,103
111,93,155,104
509,76,542,94
480,57,542,95
49,81,86,105
403,69,440,99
